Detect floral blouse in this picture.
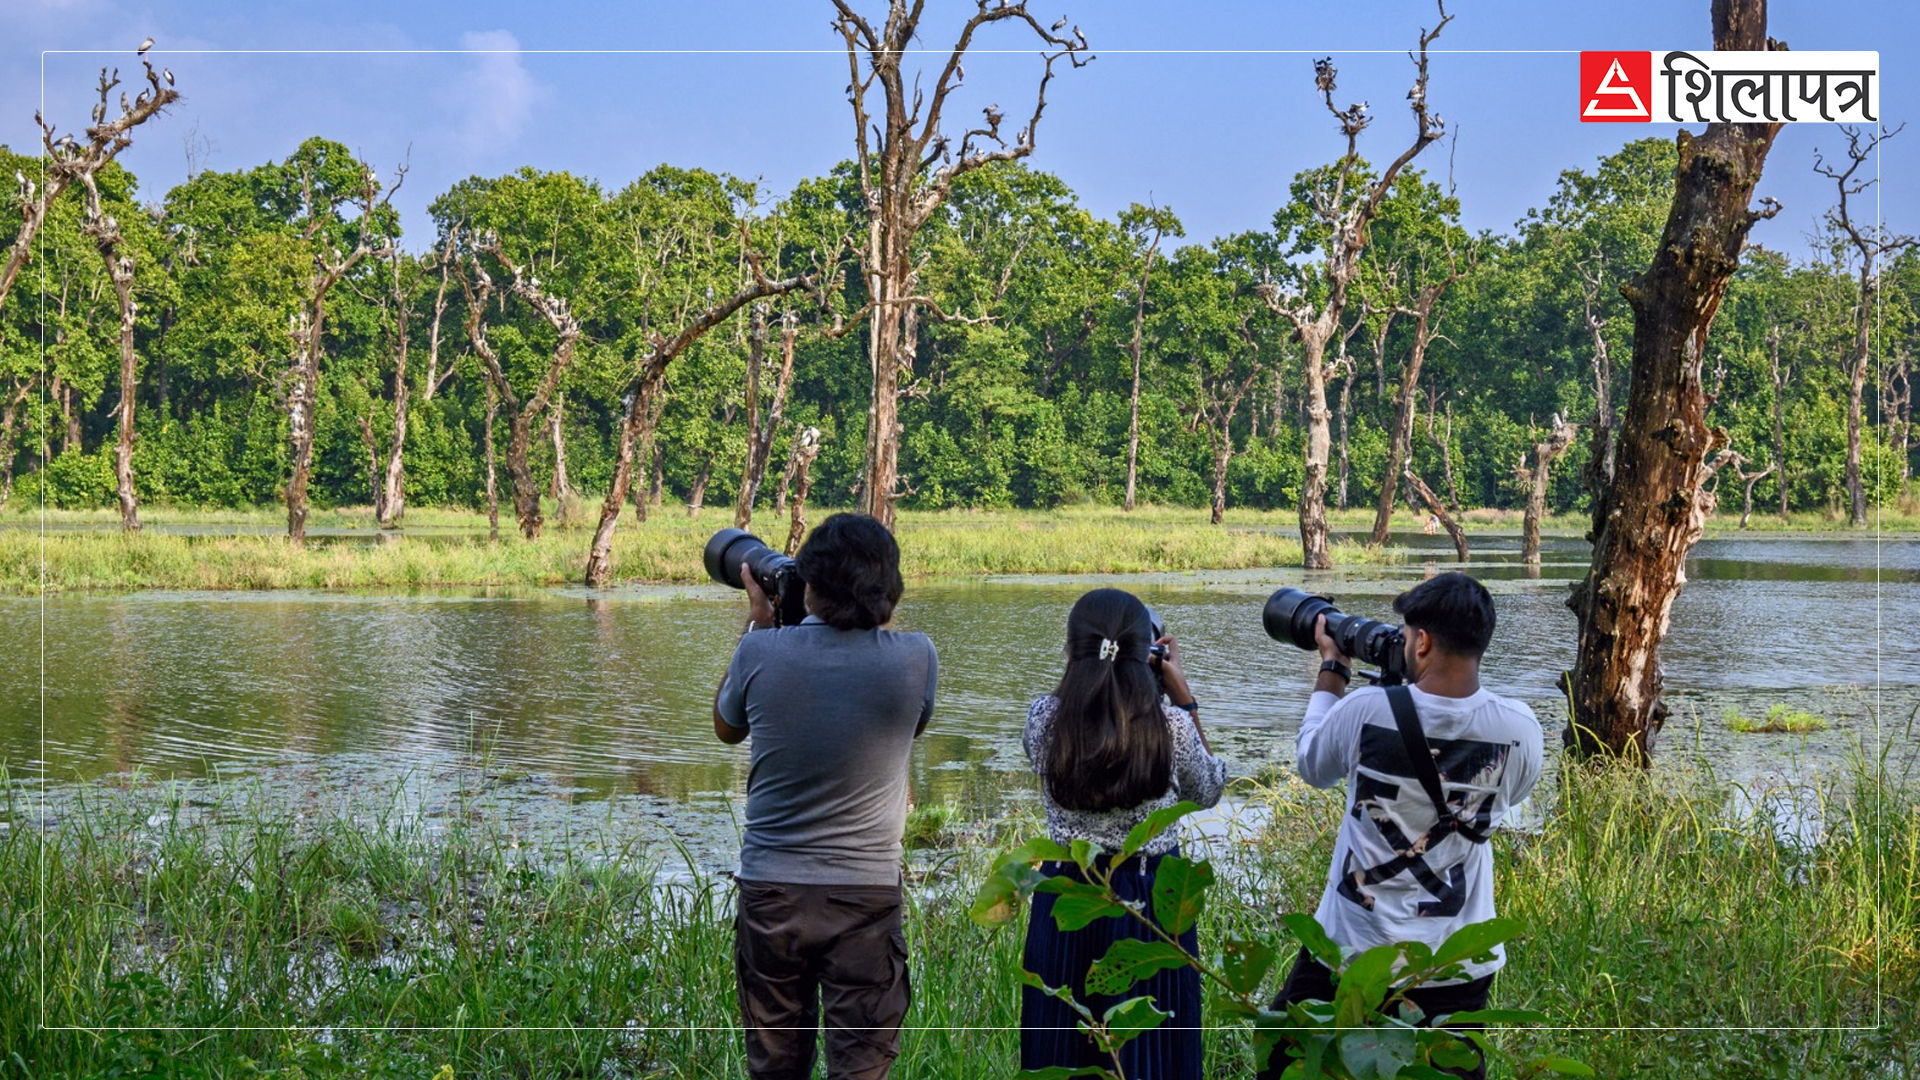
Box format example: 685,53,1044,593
1022,694,1228,857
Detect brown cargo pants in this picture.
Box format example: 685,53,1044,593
733,878,911,1080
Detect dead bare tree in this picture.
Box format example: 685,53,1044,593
2,51,179,313
286,162,400,545
735,307,801,529
1563,0,1785,763
1123,209,1174,511
832,0,1090,529
75,169,140,531
1403,468,1465,560
1255,2,1451,568
1729,453,1776,527
582,250,812,587
1512,413,1579,566
1370,253,1461,546
482,381,500,541
461,233,579,541
549,390,574,521
1200,320,1265,526
784,426,824,556
1766,325,1790,515
1814,123,1914,526
1575,252,1620,495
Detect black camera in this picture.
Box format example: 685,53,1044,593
1144,605,1170,665
1262,587,1408,686
704,528,808,627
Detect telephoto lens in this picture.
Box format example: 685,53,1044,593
703,528,809,627
1262,587,1409,685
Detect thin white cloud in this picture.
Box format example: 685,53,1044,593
446,29,547,155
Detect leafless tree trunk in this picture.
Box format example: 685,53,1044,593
1424,392,1461,511
736,307,800,528
1577,256,1619,496
1403,469,1465,560
462,236,578,541
1256,4,1451,568
483,381,500,540
1815,125,1914,526
1,57,178,314
1736,458,1776,527
1513,414,1578,566
0,379,34,511
1333,354,1356,510
784,427,823,556
76,171,140,531
1768,326,1789,515
1124,219,1167,512
285,165,398,546
1371,265,1458,545
833,0,1088,529
549,390,573,522
583,259,811,587
1204,370,1261,526
377,232,438,529
1563,0,1784,763
1887,353,1913,482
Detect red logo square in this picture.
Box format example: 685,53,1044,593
1580,51,1652,122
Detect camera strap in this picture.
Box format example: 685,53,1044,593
1384,685,1489,846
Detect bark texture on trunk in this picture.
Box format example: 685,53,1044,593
378,242,413,529
483,382,500,541
1514,415,1578,566
1370,275,1455,545
1564,0,1783,763
736,308,799,529
78,174,141,533
784,427,823,557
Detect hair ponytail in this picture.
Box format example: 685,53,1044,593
1042,589,1173,812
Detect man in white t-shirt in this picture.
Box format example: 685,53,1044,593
1264,572,1543,1080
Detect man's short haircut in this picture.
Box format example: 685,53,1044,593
1392,571,1496,658
795,513,904,630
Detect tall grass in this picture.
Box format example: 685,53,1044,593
4,760,1913,1077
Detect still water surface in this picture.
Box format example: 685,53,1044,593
4,532,1915,864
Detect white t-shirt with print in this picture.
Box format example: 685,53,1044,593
1297,684,1543,982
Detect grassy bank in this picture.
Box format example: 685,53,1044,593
3,765,1913,1078
3,504,1406,594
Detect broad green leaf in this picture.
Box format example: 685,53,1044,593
1427,1034,1483,1070
1149,855,1213,936
1085,938,1191,997
1117,800,1200,863
1099,995,1170,1046
1530,1056,1597,1076
1332,945,1397,1029
1441,1007,1549,1026
1049,891,1128,931
1001,836,1074,868
1431,917,1522,969
1220,934,1280,997
1338,1027,1419,1080
1280,912,1344,971
969,872,1025,928
1069,837,1101,869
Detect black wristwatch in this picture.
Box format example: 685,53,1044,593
1319,659,1352,682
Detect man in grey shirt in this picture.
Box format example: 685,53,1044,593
713,513,937,1080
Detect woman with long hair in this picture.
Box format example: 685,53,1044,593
1021,587,1227,1077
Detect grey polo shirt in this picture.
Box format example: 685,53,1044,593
716,615,938,886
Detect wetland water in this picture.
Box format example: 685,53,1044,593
4,530,1915,868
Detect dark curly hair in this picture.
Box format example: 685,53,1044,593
794,513,904,630
1392,571,1496,658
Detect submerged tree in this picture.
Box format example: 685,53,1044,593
831,0,1089,529
1256,1,1451,569
1563,0,1784,762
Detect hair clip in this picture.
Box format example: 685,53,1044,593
1098,638,1120,662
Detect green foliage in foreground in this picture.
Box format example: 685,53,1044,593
1,762,1914,1078
1725,703,1833,734
970,803,1589,1079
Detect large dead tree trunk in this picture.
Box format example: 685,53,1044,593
77,172,140,532
784,427,823,556
1202,366,1261,526
549,390,573,522
1,58,178,314
1514,414,1578,566
463,237,579,541
1814,125,1913,527
377,234,437,529
1736,458,1776,527
1563,0,1784,763
834,1,1087,530
1371,268,1457,545
1577,257,1619,497
1257,4,1450,568
0,378,31,511
1768,326,1789,515
583,261,810,587
1124,221,1166,512
483,381,500,540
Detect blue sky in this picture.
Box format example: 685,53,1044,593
7,0,1914,256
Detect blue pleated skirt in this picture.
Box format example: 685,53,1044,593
1019,849,1205,1079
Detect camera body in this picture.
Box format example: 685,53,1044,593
704,529,809,627
1262,587,1409,686
1143,605,1170,665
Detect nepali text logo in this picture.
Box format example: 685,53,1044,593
1579,50,1877,124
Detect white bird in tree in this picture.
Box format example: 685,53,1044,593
163,68,174,87
1050,17,1066,31
138,37,154,56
